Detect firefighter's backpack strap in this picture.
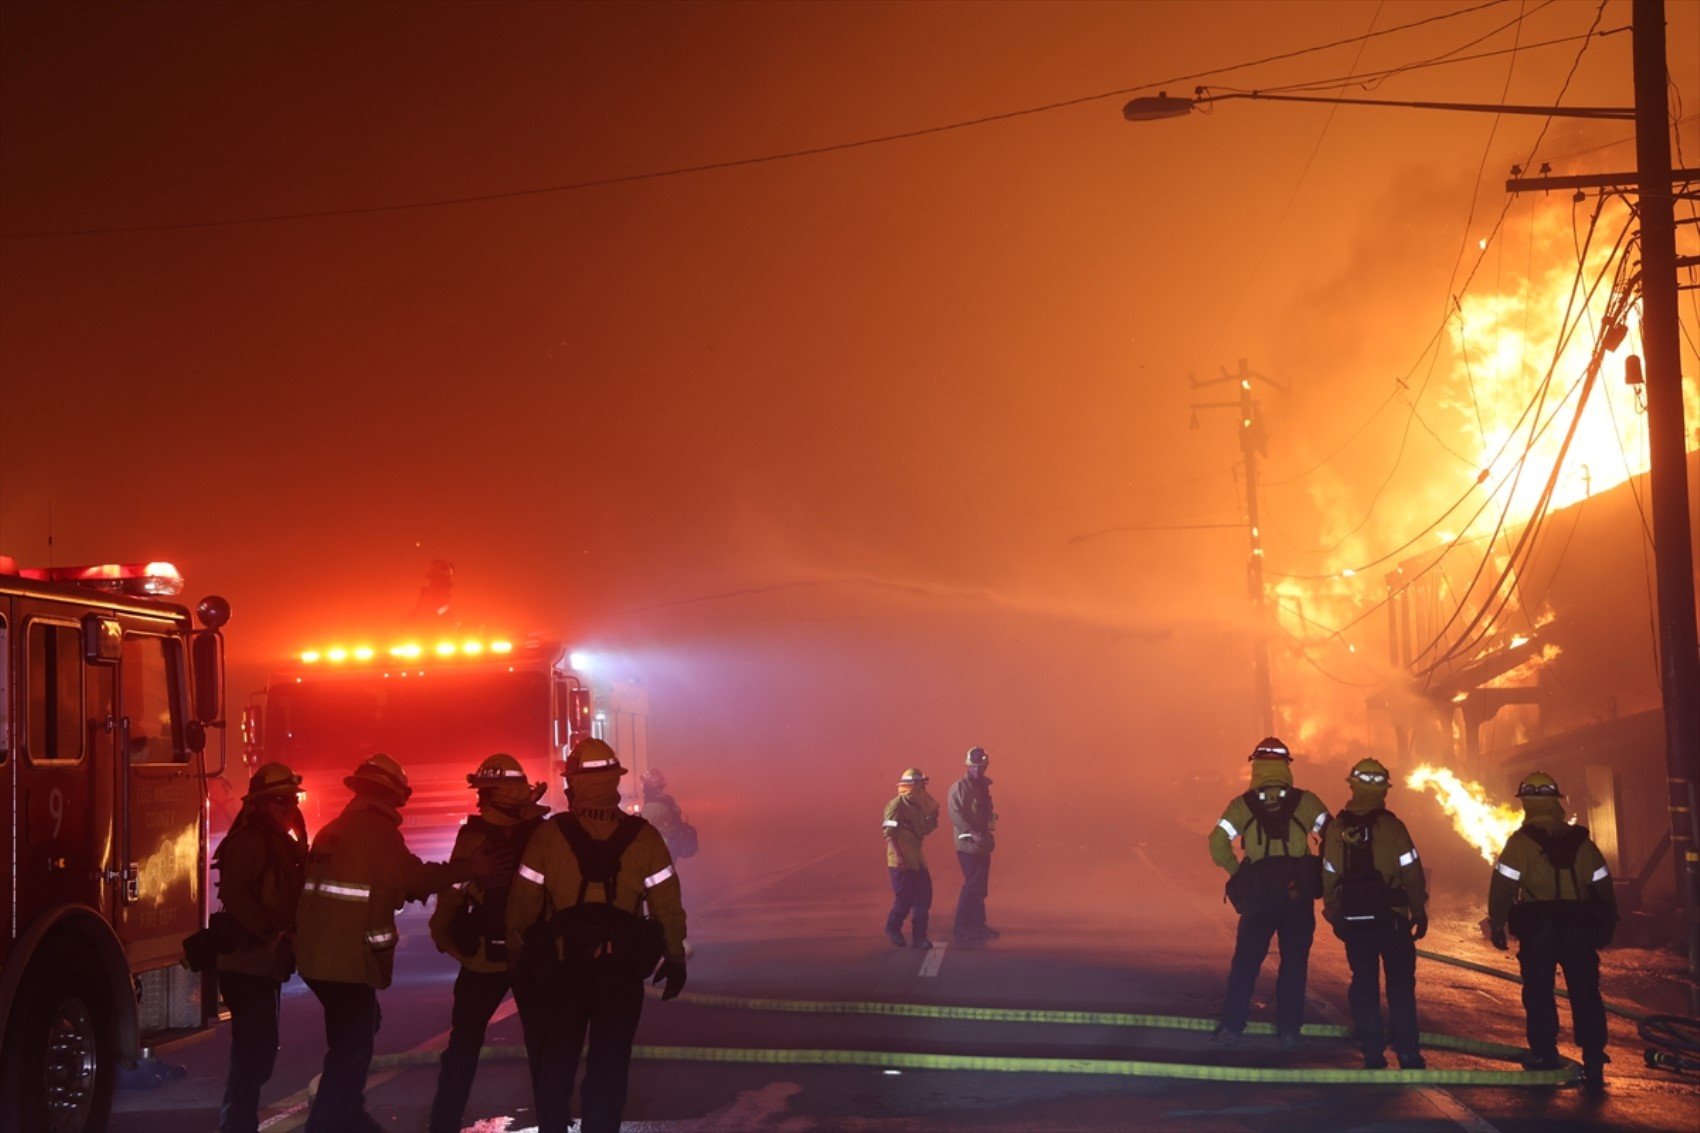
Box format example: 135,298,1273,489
1521,823,1590,899
553,813,648,906
1243,788,1306,850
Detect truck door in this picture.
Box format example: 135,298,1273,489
112,628,201,968
13,613,111,929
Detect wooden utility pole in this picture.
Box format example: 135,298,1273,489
1632,0,1700,1000
1192,360,1287,735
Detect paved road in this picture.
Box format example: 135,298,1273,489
113,816,1700,1132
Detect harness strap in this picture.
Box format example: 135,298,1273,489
554,813,647,909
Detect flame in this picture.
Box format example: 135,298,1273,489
1406,764,1522,862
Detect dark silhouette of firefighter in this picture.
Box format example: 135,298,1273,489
948,746,998,942
1207,736,1329,1049
426,754,550,1133
882,767,940,949
206,762,309,1133
1488,771,1617,1089
1320,757,1428,1070
294,754,506,1133
407,558,458,624
507,738,687,1133
639,768,698,861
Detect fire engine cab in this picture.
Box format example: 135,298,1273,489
0,558,228,1133
244,633,596,862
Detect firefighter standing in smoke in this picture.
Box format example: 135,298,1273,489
507,738,688,1133
1320,758,1428,1070
949,746,999,942
883,767,941,949
425,754,551,1133
210,762,309,1133
1208,737,1329,1048
1488,771,1617,1089
294,754,506,1133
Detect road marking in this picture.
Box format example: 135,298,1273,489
258,992,520,1131
918,943,948,978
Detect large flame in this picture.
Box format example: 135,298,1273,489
1406,764,1522,863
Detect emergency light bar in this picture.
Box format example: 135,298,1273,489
18,560,185,597
298,638,515,665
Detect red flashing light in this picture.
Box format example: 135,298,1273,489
19,560,185,597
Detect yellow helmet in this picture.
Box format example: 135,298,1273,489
468,752,529,788
897,767,929,786
343,752,412,801
1347,758,1391,786
563,738,626,777
1516,771,1564,798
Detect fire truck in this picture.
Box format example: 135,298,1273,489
242,632,604,862
0,558,228,1133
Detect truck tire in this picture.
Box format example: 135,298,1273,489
1,942,117,1133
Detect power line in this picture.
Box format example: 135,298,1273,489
0,0,1519,240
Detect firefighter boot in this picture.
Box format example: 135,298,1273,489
1582,1050,1609,1093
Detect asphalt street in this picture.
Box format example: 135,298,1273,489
112,815,1700,1132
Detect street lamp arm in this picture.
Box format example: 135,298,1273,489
1123,90,1633,121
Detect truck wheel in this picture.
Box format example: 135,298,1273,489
1,944,117,1133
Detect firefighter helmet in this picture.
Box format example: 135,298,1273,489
467,753,529,788
244,761,302,802
640,768,667,791
564,738,626,777
897,767,929,786
343,752,412,801
966,746,990,767
1347,757,1391,786
1248,736,1292,763
1516,771,1565,798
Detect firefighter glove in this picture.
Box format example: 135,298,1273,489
653,958,687,1001
1489,925,1509,951
1410,911,1428,941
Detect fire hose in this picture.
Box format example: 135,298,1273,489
1416,946,1700,1076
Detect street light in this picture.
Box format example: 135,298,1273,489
1123,88,1634,121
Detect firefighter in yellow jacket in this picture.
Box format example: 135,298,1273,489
1488,771,1617,1088
426,754,551,1133
883,767,941,950
1208,736,1329,1049
507,738,687,1133
295,754,503,1133
1320,758,1428,1070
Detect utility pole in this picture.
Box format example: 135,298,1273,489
1192,359,1288,735
1633,0,1700,1004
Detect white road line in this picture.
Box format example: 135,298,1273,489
918,942,948,977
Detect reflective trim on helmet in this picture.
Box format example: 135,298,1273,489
1591,865,1610,882
1495,861,1521,881
365,929,396,949
576,758,619,770
304,879,371,901
516,864,546,886
1311,812,1329,833
1398,849,1419,867
882,820,899,829
1216,818,1238,838
643,864,676,889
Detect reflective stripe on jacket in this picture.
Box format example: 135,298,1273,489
295,796,474,988
1320,806,1427,921
883,792,939,871
1488,823,1616,932
1208,789,1329,875
506,814,688,964
948,775,995,856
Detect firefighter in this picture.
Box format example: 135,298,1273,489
949,746,998,942
425,753,551,1133
1208,736,1330,1049
295,754,506,1133
883,767,940,949
639,768,698,861
507,738,687,1133
1488,771,1617,1089
212,762,309,1133
1320,758,1429,1070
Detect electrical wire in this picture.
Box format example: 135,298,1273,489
0,0,1522,240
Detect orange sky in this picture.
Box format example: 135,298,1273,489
3,1,1696,814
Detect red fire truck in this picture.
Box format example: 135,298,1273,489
0,558,228,1133
242,632,599,862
